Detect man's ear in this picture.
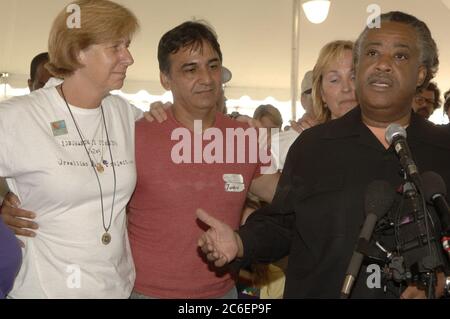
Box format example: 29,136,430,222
417,65,427,87
160,72,171,90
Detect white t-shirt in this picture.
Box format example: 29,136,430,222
0,86,142,298
270,129,300,171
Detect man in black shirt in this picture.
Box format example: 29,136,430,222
197,11,450,298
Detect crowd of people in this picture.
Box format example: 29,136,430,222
1,0,450,299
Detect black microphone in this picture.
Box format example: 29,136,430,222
341,180,396,299
385,123,422,189
421,171,450,258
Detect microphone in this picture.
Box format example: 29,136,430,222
385,123,422,189
341,180,396,299
421,171,450,257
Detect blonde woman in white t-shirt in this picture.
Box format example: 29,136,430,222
0,0,142,298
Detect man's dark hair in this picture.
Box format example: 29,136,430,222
354,11,439,92
419,81,441,110
30,52,49,80
158,21,222,74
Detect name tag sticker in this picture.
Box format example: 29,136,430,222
225,182,245,193
223,174,244,184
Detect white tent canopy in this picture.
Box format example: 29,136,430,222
1,0,449,122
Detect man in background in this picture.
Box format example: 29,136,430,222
28,52,51,92
412,81,440,119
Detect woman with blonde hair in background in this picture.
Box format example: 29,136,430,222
311,40,356,123
272,40,358,171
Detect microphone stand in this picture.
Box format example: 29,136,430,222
400,177,440,299
426,272,436,299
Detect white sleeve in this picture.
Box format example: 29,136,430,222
270,132,282,171
107,94,143,122
129,103,144,121
0,107,15,177
271,130,300,171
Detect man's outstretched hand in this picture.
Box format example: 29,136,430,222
196,208,243,267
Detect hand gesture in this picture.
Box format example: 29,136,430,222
196,208,243,267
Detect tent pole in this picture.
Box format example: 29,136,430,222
290,0,301,121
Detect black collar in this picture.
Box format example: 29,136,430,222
320,106,450,151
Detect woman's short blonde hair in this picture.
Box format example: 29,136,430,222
311,40,354,124
47,0,139,78
253,104,283,129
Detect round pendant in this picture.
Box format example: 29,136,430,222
102,232,111,245
96,163,104,173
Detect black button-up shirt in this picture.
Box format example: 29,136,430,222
238,107,450,298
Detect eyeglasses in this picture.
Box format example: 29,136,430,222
415,95,436,108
